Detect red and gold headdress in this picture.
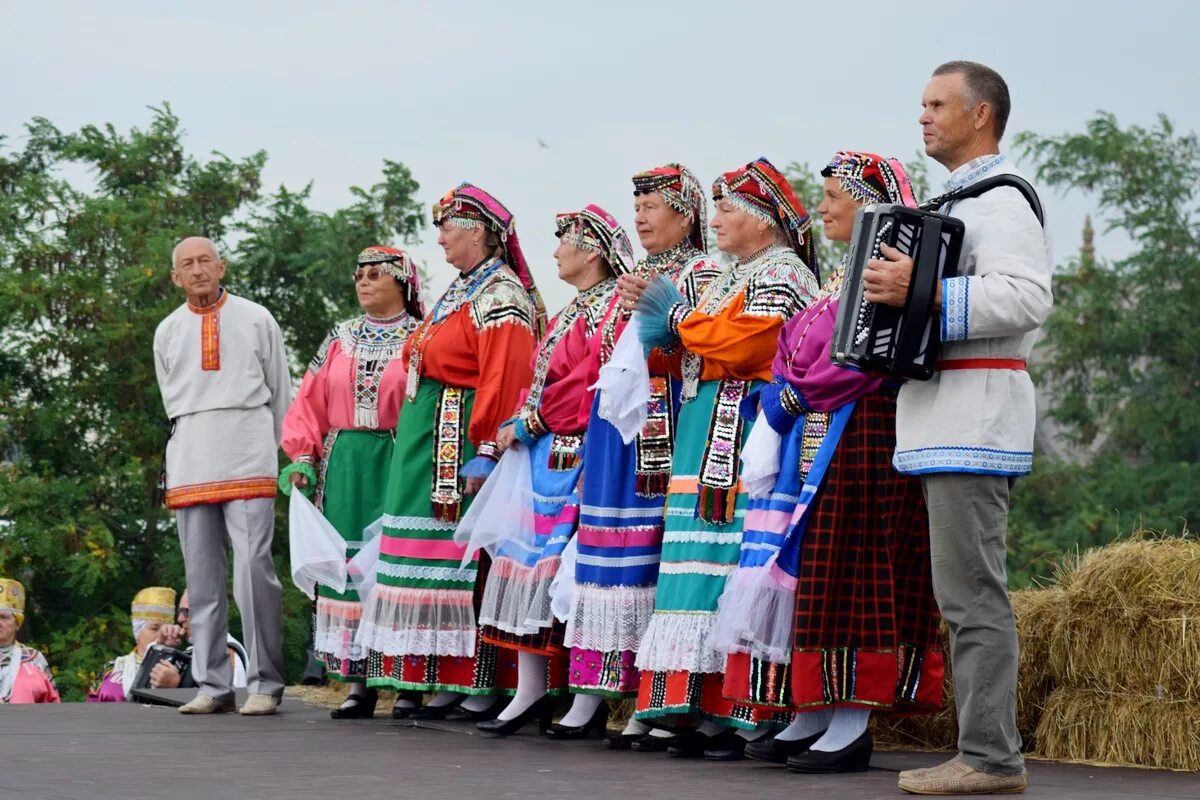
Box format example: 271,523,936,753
713,157,818,280
554,204,636,276
631,163,708,253
820,151,918,208
432,183,546,334
356,245,425,317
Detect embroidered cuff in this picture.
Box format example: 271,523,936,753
941,276,970,342
294,454,316,465
476,441,501,462
513,412,545,446
779,385,809,416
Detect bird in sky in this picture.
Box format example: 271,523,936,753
537,137,550,149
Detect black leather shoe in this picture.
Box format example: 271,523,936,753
666,729,710,758
331,689,378,720
476,696,554,737
605,731,642,750
461,697,506,722
703,730,749,761
389,691,423,720
630,732,677,752
786,730,873,773
411,695,464,720
745,731,825,764
545,703,609,740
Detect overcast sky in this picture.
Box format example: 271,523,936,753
2,1,1195,313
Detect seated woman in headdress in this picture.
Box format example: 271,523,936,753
88,586,177,702
0,578,60,705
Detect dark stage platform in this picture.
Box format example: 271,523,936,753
2,696,1196,800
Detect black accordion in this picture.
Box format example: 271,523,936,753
132,644,192,690
831,174,1045,380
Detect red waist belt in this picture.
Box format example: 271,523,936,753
936,358,1027,371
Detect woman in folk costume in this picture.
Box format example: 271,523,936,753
623,158,819,759
88,587,176,702
280,245,424,720
357,183,544,719
560,165,722,748
464,205,632,737
713,152,943,773
0,579,60,704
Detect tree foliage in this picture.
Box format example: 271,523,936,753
1008,113,1200,584
0,106,423,698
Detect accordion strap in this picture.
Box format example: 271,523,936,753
922,174,1045,227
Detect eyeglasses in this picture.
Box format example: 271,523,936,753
353,267,385,283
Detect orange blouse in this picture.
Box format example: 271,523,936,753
404,266,536,448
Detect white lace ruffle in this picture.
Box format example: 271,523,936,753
564,583,658,653
477,558,560,636
314,598,366,661
355,585,476,657
705,565,795,663
634,611,727,674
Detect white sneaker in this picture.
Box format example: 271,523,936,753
239,693,280,716
179,694,235,714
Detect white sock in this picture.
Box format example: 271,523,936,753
647,727,674,739
736,727,765,741
390,690,416,710
775,708,832,741
496,652,547,721
695,721,727,738
810,707,870,752
558,694,605,728
349,683,372,698
461,694,496,713
623,718,651,737
427,691,462,708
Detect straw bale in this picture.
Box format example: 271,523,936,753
1049,536,1200,699
1033,687,1200,771
875,588,1065,752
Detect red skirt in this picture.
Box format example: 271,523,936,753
724,389,944,713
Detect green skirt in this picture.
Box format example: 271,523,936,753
314,429,393,682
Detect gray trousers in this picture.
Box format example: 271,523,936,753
922,473,1024,775
177,498,284,701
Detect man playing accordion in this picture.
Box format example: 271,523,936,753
866,61,1053,796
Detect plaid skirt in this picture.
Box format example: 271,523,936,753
724,389,944,712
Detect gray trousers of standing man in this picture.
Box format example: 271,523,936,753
177,497,285,701
922,472,1024,775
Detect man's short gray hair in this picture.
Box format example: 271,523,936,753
171,237,221,268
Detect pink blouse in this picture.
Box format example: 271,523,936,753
282,314,419,461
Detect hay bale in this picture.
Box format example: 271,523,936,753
1033,687,1200,771
874,588,1064,753
1049,537,1200,700
1012,587,1064,743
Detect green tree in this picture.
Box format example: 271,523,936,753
1007,113,1200,584
0,106,423,698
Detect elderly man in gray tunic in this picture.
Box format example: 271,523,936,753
153,236,292,716
866,61,1053,796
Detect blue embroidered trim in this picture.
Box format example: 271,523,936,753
944,153,1007,193
893,446,1032,476
942,277,969,342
